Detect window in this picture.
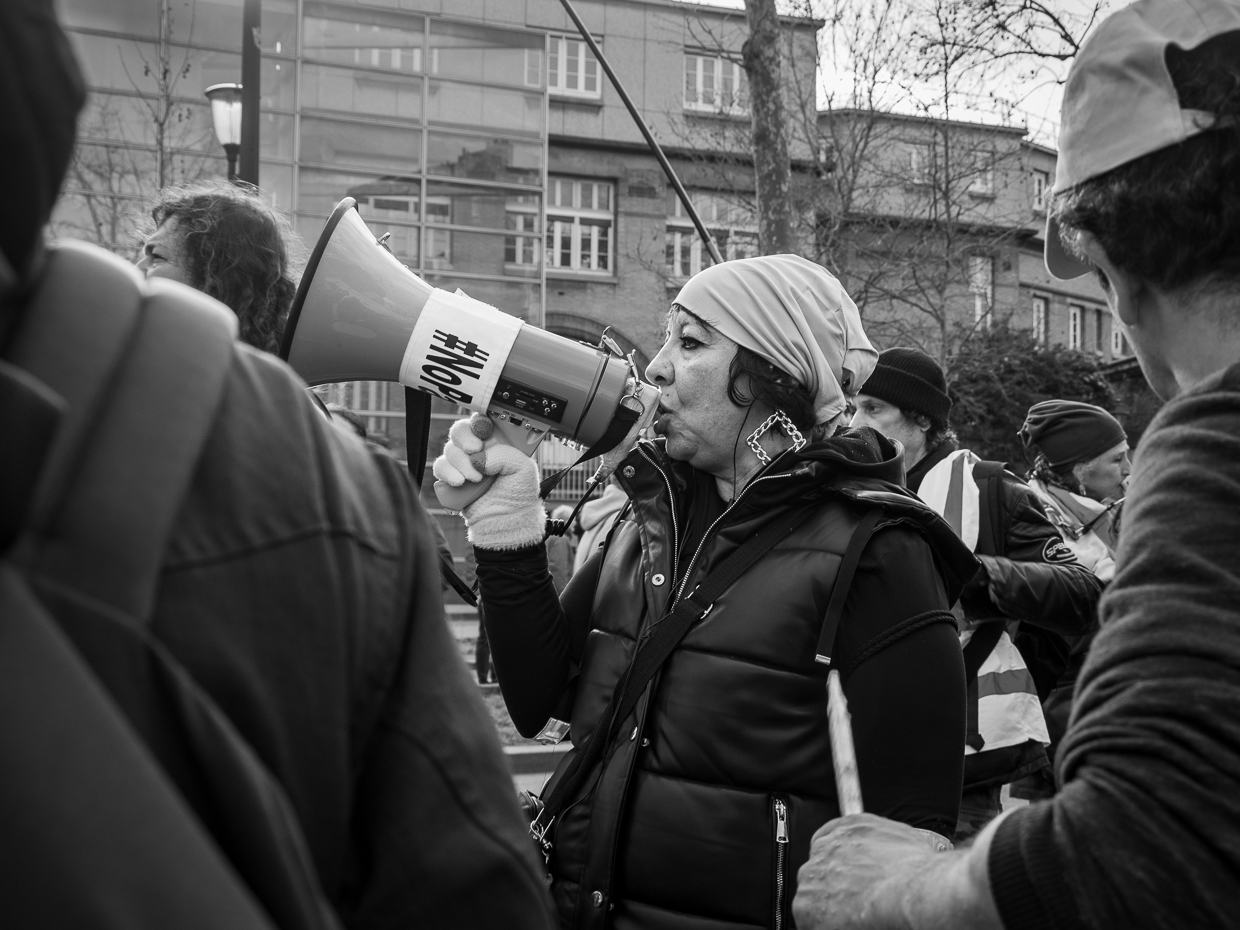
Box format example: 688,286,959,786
1094,307,1105,354
1068,304,1083,350
303,4,424,73
505,192,541,268
424,196,452,269
1032,169,1050,213
684,53,746,114
969,255,994,327
545,176,614,274
1111,324,1127,357
1032,295,1048,346
906,142,933,185
665,191,758,278
548,35,600,99
968,148,996,196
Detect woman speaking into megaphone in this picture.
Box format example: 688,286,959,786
434,255,977,929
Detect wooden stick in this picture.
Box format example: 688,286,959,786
827,670,864,815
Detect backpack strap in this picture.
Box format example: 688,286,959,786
532,503,818,854
962,621,1005,751
11,242,236,620
5,243,339,930
970,462,1008,558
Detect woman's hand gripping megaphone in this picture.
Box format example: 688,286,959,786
433,379,659,550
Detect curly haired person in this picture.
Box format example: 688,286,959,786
137,179,296,354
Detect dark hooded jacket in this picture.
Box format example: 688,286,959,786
476,429,978,930
0,3,556,926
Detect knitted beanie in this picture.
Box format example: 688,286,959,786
860,347,952,426
1019,399,1127,467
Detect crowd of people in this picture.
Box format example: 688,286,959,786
4,0,1240,927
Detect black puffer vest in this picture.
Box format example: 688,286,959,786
546,431,972,930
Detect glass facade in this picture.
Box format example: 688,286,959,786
53,0,551,469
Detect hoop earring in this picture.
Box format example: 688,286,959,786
747,410,806,466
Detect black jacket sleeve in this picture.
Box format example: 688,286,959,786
473,541,603,737
835,525,966,838
989,368,1240,930
971,479,1103,636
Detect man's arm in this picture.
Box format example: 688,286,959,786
793,813,1004,930
975,482,1102,636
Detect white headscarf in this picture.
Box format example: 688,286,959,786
672,254,877,423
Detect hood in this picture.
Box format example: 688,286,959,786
579,482,628,531
798,426,907,486
0,0,85,286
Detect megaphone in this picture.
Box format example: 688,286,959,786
280,198,657,510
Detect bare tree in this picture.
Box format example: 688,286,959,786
742,0,794,253
51,0,217,254
644,0,1096,368
956,0,1107,63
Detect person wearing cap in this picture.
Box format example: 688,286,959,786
436,254,978,928
1020,400,1129,582
793,1,1240,927
851,348,1103,842
1014,400,1129,801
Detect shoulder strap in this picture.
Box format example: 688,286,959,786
536,504,817,831
11,242,236,620
815,507,883,667
962,621,1004,681
970,462,1007,558
962,621,1006,752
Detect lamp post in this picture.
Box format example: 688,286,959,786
205,82,243,181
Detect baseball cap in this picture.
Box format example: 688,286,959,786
1045,0,1240,279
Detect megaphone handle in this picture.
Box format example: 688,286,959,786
434,473,498,512
433,417,547,512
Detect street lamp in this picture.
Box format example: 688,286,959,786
205,82,243,181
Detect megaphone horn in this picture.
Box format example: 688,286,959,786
281,198,657,510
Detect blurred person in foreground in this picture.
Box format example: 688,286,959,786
794,1,1240,927
136,179,295,354
0,2,554,927
436,254,978,928
851,348,1102,841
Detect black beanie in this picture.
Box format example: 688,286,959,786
1019,400,1127,467
860,347,952,427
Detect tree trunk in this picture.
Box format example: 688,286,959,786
743,0,793,255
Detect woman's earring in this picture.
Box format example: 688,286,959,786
747,411,807,466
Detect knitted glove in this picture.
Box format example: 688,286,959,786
433,414,546,550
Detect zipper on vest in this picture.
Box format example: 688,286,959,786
639,443,681,583
772,797,789,930
673,471,792,604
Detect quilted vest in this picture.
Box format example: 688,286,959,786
545,439,957,930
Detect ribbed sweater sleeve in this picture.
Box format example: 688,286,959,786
987,363,1240,930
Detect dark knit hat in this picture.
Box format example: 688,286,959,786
860,347,952,427
1019,400,1127,467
